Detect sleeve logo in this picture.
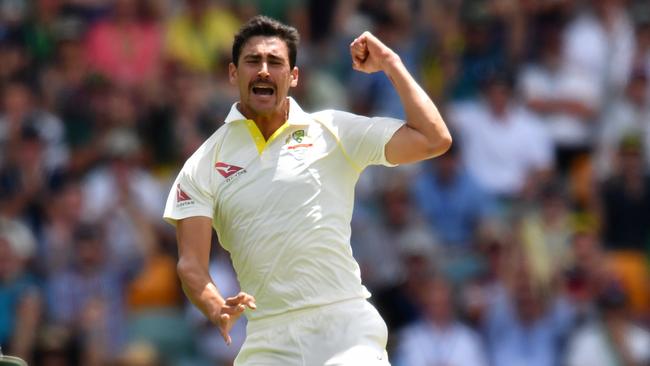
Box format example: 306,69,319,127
176,184,195,207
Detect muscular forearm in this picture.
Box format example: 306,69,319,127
177,258,225,322
382,53,452,157
175,216,255,345
176,217,226,323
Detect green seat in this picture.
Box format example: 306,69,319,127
127,309,195,363
0,356,27,366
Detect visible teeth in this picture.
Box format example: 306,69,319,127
252,86,274,95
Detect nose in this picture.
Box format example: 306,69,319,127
258,62,270,78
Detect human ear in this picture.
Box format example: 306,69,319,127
290,66,299,87
228,63,238,85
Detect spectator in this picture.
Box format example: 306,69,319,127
600,134,650,251
0,80,68,172
598,136,650,317
462,219,514,328
563,229,610,324
394,274,489,366
563,0,636,104
165,0,240,74
0,218,41,363
416,0,462,103
519,182,574,290
84,0,163,89
140,68,225,168
38,176,85,276
565,282,650,366
448,5,510,100
596,69,650,179
352,175,427,292
123,204,192,364
36,16,96,173
0,124,63,230
371,225,439,338
24,0,65,67
46,223,143,365
448,72,554,202
519,19,600,175
81,129,165,260
412,140,494,248
483,260,576,366
0,29,31,83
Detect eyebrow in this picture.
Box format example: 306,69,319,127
267,54,285,62
242,53,286,63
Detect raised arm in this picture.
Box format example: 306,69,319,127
176,216,256,345
350,31,452,164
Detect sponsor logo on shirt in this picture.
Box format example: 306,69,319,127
287,143,313,150
176,184,195,207
285,129,313,150
215,162,247,183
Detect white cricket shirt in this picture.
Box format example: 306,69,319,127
163,97,403,320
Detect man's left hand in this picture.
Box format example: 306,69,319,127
350,31,399,74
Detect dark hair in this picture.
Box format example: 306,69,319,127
232,15,300,68
73,223,101,243
596,281,628,312
480,69,515,91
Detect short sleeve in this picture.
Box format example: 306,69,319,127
519,66,548,101
560,68,601,108
446,100,480,134
326,110,404,169
526,117,554,170
163,148,216,226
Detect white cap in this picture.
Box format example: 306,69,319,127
0,218,36,259
397,225,439,260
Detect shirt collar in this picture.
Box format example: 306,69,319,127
223,97,311,126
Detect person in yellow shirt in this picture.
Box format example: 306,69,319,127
165,0,240,73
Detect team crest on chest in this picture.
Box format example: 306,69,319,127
286,129,313,150
292,130,305,143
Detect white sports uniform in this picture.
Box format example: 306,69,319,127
163,97,403,365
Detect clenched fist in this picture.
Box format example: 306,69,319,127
350,31,400,74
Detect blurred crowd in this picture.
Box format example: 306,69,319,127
0,0,649,365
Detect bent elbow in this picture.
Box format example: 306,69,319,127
176,257,192,281
428,131,452,158
439,131,453,154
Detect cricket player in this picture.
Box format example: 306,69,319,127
163,15,451,365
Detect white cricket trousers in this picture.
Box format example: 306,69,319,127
234,298,391,365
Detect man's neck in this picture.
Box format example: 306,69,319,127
429,316,453,331
237,99,290,140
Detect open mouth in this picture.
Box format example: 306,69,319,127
251,85,275,96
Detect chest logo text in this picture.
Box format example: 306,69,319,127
215,162,247,183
